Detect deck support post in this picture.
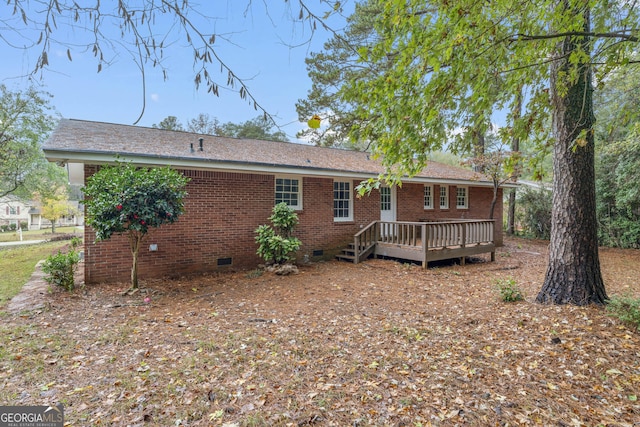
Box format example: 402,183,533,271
421,224,428,268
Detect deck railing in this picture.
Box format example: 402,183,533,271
353,219,495,267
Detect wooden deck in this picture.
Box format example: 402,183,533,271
338,220,496,267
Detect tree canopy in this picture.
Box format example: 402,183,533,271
0,84,59,198
296,1,387,149
594,65,640,248
152,114,289,141
83,162,190,290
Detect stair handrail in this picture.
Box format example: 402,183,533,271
353,221,379,264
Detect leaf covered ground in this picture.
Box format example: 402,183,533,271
1,238,640,426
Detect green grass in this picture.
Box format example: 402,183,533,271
0,226,81,243
0,241,69,306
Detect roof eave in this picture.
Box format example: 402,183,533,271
43,148,508,188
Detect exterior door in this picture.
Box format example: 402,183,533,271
380,186,396,222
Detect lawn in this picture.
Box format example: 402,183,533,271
1,237,639,426
0,241,69,305
0,226,82,243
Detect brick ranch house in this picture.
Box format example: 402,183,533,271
43,119,510,284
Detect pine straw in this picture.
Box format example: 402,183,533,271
1,238,639,426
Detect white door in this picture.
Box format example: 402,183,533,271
380,186,397,239
380,186,397,222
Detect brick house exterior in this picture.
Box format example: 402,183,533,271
44,119,508,284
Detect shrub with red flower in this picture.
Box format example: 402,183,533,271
84,161,189,289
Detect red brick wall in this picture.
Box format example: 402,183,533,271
83,166,502,284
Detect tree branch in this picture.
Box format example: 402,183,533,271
511,30,639,42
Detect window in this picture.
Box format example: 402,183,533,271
380,187,391,211
8,206,18,215
275,176,302,210
456,186,468,209
333,181,353,221
424,185,434,209
439,185,449,209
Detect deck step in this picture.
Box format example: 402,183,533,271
336,244,357,263
336,253,356,262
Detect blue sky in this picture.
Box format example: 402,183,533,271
1,2,350,142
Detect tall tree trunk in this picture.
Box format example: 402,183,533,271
506,189,516,235
489,179,498,220
536,4,607,305
507,87,523,236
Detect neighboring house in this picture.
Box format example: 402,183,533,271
43,119,512,284
0,195,32,230
0,196,83,231
28,200,85,230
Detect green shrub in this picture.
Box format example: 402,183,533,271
518,187,552,239
42,238,81,291
8,223,16,232
607,295,640,330
0,225,8,232
255,203,302,265
496,277,524,302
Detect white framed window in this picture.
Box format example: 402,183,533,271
8,206,18,215
275,176,302,210
439,185,449,209
333,180,353,222
456,186,468,209
424,185,434,209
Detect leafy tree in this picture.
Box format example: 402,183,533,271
594,65,640,146
38,186,75,234
518,186,553,240
152,116,184,131
341,0,640,305
596,125,640,248
83,162,189,291
594,66,640,248
463,136,521,220
218,116,289,142
0,84,57,198
296,0,388,148
187,113,222,135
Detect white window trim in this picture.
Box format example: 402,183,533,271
439,185,449,209
333,180,353,222
275,175,303,210
456,186,469,209
424,184,434,210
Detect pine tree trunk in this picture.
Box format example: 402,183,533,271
536,5,607,305
506,189,516,235
507,88,522,236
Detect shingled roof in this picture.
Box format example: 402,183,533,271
44,119,496,186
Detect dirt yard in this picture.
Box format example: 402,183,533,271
1,237,639,426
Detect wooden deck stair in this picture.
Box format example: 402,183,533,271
336,219,496,267
336,243,357,263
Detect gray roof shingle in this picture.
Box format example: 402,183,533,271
44,119,492,185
